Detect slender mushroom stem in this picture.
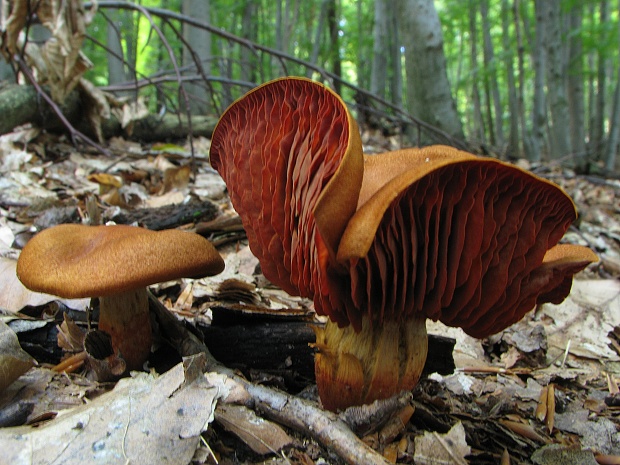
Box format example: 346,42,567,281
314,316,428,411
98,288,152,373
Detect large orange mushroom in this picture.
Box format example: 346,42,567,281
210,77,597,411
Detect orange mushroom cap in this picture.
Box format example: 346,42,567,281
16,224,225,298
210,77,597,338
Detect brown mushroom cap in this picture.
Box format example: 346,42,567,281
17,224,225,298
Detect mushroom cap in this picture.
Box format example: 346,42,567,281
16,224,225,299
210,77,597,339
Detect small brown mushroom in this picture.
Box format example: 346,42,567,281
210,77,597,411
16,224,224,375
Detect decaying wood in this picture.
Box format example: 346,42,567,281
0,83,218,141
202,309,457,388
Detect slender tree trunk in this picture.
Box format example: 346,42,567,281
468,2,485,144
308,0,329,77
106,10,126,86
240,1,258,84
530,0,548,162
480,0,505,151
604,0,620,171
501,0,519,159
356,0,368,90
568,3,587,170
327,0,341,93
591,0,609,160
400,0,464,141
545,0,572,159
370,0,388,99
390,4,403,108
513,0,529,159
182,0,211,115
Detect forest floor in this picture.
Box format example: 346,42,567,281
0,126,619,465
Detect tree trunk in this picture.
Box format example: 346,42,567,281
400,0,465,141
604,0,620,171
370,0,388,99
308,0,329,77
468,1,485,144
480,0,505,151
529,0,548,162
568,3,587,171
240,1,259,84
513,0,529,160
182,0,211,115
106,10,126,87
390,4,403,108
327,0,342,93
591,0,609,160
545,0,572,159
502,0,520,159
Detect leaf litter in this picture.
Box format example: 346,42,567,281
0,126,617,464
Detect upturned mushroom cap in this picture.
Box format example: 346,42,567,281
210,77,597,338
17,224,225,298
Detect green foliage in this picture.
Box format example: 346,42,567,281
80,0,619,161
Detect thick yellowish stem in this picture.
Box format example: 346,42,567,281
98,288,152,373
313,316,428,411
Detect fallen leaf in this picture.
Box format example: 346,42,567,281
0,359,218,465
414,421,470,465
0,257,89,312
0,320,35,392
215,403,293,455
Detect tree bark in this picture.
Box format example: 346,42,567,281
480,0,505,151
568,3,587,170
468,1,485,144
182,0,211,115
502,0,520,159
529,0,548,162
545,0,572,159
240,1,259,84
604,0,620,171
591,0,609,160
390,4,403,108
513,0,529,160
370,0,389,100
0,83,217,141
400,0,465,141
327,0,342,93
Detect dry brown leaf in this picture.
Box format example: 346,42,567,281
0,320,35,392
0,257,88,312
215,403,293,455
413,421,470,465
0,359,218,464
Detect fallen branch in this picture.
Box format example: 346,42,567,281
150,294,391,465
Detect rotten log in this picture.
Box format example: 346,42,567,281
0,83,217,141
201,305,456,393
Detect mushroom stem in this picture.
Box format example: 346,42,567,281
98,288,152,373
313,315,428,411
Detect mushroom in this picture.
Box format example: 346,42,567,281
210,77,598,411
16,224,224,374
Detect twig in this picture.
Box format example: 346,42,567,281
149,294,391,465
12,55,113,157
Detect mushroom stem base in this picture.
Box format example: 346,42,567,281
313,316,428,411
98,288,152,373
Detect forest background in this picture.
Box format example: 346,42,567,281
2,0,619,173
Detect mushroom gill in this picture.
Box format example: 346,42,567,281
210,77,598,411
